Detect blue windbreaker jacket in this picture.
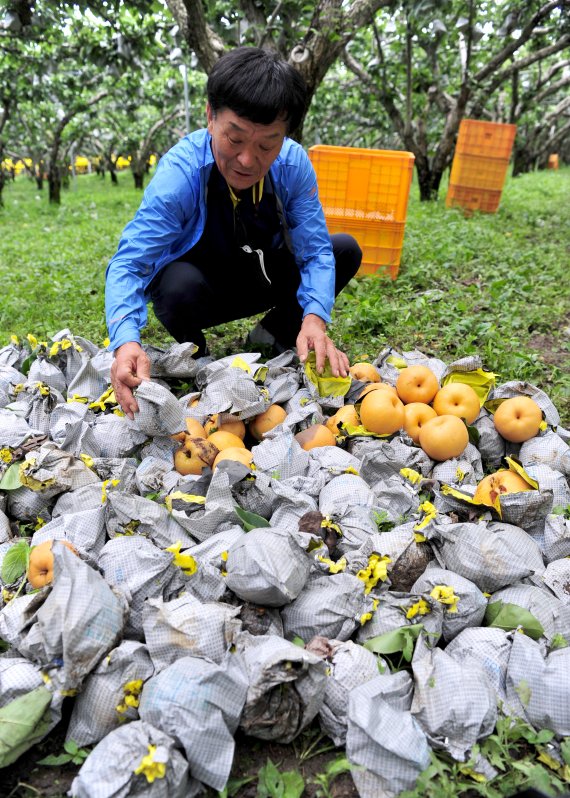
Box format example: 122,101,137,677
105,129,336,351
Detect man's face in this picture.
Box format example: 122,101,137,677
206,103,287,191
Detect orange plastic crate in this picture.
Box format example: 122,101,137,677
309,145,415,223
446,184,502,214
455,119,517,159
325,217,406,279
547,154,559,170
449,151,510,191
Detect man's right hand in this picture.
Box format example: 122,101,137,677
110,342,151,419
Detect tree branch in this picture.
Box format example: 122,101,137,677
342,49,407,143
479,33,570,98
474,0,568,83
140,108,185,160
50,90,109,170
165,0,225,73
0,99,10,137
537,58,570,90
258,0,285,50
536,117,570,158
238,0,267,38
291,0,392,101
523,75,570,115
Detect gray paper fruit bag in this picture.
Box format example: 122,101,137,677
70,720,193,798
225,525,313,607
306,636,384,746
66,639,154,747
236,632,328,744
142,594,242,670
2,544,126,692
346,671,431,798
138,652,248,791
411,644,497,760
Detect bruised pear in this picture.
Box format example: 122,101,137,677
174,435,219,476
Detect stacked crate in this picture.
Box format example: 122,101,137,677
308,145,415,278
446,120,517,214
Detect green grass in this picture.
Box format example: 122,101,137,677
1,165,568,425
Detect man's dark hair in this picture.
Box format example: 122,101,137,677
207,47,307,135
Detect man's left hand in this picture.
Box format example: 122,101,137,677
296,313,349,377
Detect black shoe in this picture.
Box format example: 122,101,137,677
244,323,289,359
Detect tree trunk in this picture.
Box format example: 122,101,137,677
416,164,444,201
133,171,144,189
48,166,61,204
0,141,4,206
35,175,43,190
104,154,118,184
512,144,533,176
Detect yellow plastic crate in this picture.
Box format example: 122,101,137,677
446,184,502,215
309,145,415,223
455,119,517,160
325,217,406,279
449,151,510,191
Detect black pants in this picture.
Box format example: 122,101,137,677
148,233,361,355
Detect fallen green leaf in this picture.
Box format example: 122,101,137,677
363,624,424,658
485,601,545,640
0,461,22,491
0,685,53,768
234,506,271,532
1,540,30,585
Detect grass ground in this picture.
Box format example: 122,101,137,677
0,165,568,425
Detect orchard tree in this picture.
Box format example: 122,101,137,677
0,2,32,204
341,0,569,199
0,3,114,202
0,1,183,202
118,57,206,189
507,55,570,173
164,0,396,138
85,55,206,190
7,99,55,190
0,96,11,206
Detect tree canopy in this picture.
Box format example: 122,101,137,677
1,0,568,204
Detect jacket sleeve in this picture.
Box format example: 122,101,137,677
277,144,336,323
105,158,198,351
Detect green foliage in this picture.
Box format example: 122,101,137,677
256,759,305,798
309,755,355,798
217,775,257,797
400,715,570,798
373,509,396,532
234,506,271,532
292,726,336,762
37,739,90,767
0,462,22,491
363,623,424,665
0,539,29,584
0,686,53,768
485,601,545,640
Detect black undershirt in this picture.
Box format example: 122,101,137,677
183,163,283,268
